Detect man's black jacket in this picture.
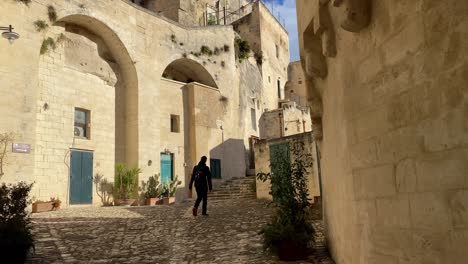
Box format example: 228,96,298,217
189,164,212,191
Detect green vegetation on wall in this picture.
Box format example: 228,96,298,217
235,37,251,62
40,37,56,55
33,20,49,32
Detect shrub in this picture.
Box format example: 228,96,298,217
40,37,56,55
47,5,57,22
142,175,163,199
234,37,251,62
0,182,34,263
223,44,230,52
257,141,314,260
0,132,15,179
114,164,140,200
200,45,213,56
161,176,182,198
33,20,48,32
93,173,114,206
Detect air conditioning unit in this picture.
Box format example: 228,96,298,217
74,126,84,137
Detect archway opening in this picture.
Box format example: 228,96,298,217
57,15,139,166
162,58,218,88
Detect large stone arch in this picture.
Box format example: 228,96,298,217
56,14,139,166
161,58,218,88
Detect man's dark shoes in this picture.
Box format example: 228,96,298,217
192,207,197,217
202,213,208,216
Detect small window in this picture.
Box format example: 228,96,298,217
170,115,180,133
277,80,281,99
74,108,90,139
251,108,257,131
298,80,302,84
268,76,271,83
275,44,279,58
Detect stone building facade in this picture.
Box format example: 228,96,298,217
285,61,308,107
297,0,468,263
0,0,288,206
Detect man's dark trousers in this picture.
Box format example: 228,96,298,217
194,184,208,215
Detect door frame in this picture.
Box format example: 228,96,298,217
69,149,94,206
160,152,174,184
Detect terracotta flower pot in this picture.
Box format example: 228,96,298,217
114,199,136,206
32,201,54,213
146,198,162,206
278,240,309,261
162,197,176,204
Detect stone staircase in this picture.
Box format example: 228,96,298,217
209,177,256,201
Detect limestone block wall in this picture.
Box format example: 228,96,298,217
0,0,252,205
254,132,320,200
285,61,308,107
232,1,289,111
159,78,186,196
187,82,246,181
256,1,289,110
297,0,468,263
259,109,282,140
259,103,311,140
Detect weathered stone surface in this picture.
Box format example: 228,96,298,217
29,200,320,263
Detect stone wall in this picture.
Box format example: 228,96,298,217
259,102,312,140
297,0,468,263
232,1,289,111
0,0,257,205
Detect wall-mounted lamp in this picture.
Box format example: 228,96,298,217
1,25,20,44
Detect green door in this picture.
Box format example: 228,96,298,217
210,159,221,179
269,143,290,202
70,151,93,205
160,153,173,184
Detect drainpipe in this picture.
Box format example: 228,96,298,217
278,112,283,138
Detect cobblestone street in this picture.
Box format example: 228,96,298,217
29,199,316,264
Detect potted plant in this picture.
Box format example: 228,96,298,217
51,197,61,210
32,199,54,213
113,164,140,206
162,176,181,204
142,175,163,205
257,141,315,261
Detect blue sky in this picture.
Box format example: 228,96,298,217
262,0,300,62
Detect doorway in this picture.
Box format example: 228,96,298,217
70,150,93,205
161,153,174,184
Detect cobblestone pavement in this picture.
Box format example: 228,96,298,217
29,199,317,264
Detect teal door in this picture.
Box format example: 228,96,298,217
160,153,173,184
210,159,221,179
70,151,93,205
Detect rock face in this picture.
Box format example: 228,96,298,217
297,0,468,263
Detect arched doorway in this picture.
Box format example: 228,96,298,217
34,14,138,205
159,58,221,199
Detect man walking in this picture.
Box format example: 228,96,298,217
189,156,212,216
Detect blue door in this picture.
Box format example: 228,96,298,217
70,151,93,205
160,153,173,184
